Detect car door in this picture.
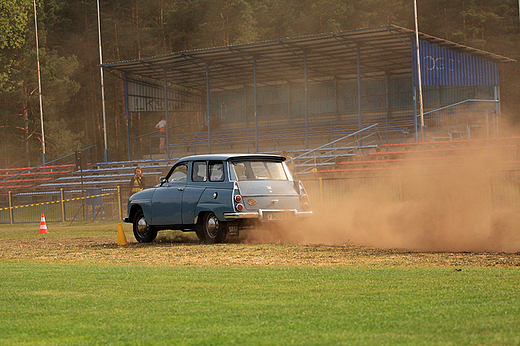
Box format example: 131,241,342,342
181,161,208,225
182,160,231,225
151,162,188,226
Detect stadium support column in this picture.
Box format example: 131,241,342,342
245,88,250,153
357,45,362,146
206,63,211,154
254,56,258,153
123,74,131,161
495,85,500,138
410,41,418,143
385,73,390,144
413,86,418,142
304,51,309,149
163,71,170,158
334,77,339,121
287,83,292,124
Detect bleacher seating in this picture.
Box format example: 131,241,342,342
316,137,520,175
0,164,74,191
166,119,410,157
377,136,520,153
4,126,517,192
37,158,176,190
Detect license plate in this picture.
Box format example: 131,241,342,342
266,212,282,221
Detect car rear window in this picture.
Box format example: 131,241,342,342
232,160,287,181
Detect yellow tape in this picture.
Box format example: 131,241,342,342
0,192,116,211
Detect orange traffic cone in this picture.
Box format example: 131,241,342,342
117,223,128,245
39,214,49,234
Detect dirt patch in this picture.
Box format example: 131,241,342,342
1,234,519,267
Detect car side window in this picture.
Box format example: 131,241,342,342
209,162,224,182
168,163,188,183
192,161,207,182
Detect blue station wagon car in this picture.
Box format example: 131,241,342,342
124,154,312,243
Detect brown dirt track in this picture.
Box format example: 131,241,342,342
1,231,519,267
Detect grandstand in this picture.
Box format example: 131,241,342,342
100,25,513,162
1,26,517,223
2,131,520,225
3,133,519,192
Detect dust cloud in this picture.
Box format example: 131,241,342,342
243,129,520,253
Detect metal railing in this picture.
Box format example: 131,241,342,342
289,123,380,174
301,166,520,212
0,185,134,224
417,99,498,141
132,120,389,158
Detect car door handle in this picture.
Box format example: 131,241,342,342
177,187,185,191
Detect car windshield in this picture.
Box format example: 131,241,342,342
231,160,287,181
168,163,188,183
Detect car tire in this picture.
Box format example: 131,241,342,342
198,212,227,244
133,209,158,243
195,227,205,243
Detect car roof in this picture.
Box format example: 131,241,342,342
176,153,285,163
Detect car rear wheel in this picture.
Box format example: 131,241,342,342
198,212,227,244
133,209,158,243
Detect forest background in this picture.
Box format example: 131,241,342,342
1,0,519,168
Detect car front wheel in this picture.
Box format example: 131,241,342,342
133,209,158,243
198,212,227,244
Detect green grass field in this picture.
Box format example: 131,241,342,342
1,222,519,345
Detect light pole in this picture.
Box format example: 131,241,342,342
414,0,425,142
97,0,108,162
33,0,46,164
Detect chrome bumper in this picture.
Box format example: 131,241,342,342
224,209,312,221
